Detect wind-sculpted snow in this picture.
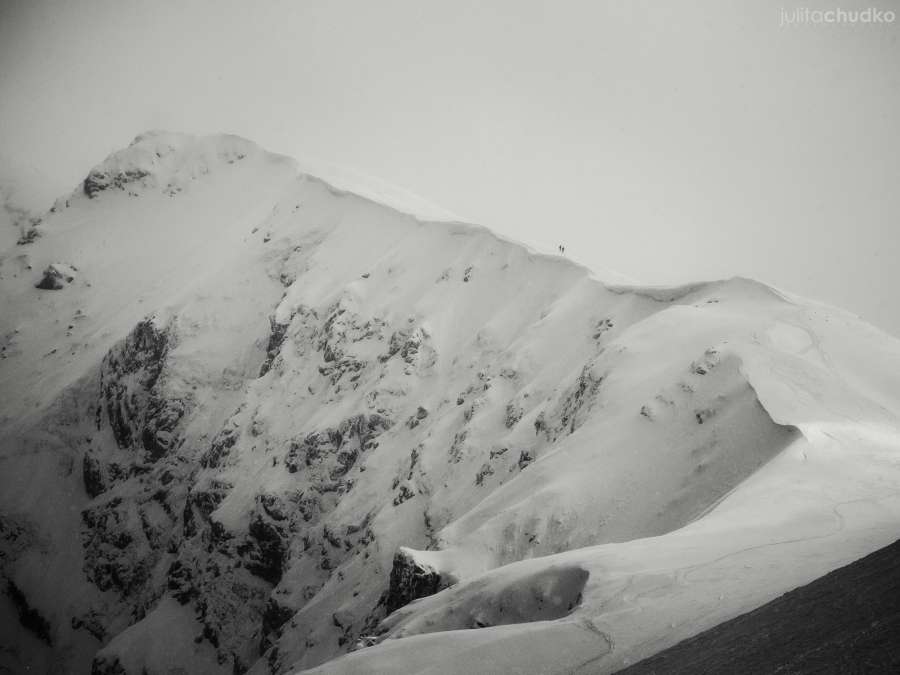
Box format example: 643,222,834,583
1,133,900,675
299,299,900,675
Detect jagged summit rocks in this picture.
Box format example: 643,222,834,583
80,131,262,200
2,133,900,675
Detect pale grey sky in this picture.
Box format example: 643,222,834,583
2,0,899,334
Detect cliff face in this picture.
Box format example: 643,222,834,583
2,133,900,675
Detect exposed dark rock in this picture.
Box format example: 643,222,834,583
260,597,295,654
257,494,289,521
592,317,614,340
448,430,468,463
81,497,155,597
555,366,604,437
83,168,151,198
322,524,344,549
239,516,287,585
166,559,199,604
201,424,240,469
183,482,232,538
405,445,421,480
6,579,52,644
313,303,386,385
100,318,178,456
689,348,720,376
475,462,495,486
71,610,106,641
392,484,415,506
380,327,427,367
285,414,392,477
505,402,524,429
534,412,547,436
406,406,428,429
695,408,716,425
16,222,41,245
82,450,106,498
332,609,356,646
35,262,77,290
140,396,186,460
291,491,322,523
0,517,34,568
90,653,128,675
259,316,290,377
384,549,451,614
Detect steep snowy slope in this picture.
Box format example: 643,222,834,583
616,535,900,673
297,295,900,675
1,132,899,675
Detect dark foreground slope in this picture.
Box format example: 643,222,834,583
617,536,900,674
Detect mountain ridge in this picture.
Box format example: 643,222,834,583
1,132,899,675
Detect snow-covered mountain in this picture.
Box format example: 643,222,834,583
2,132,899,675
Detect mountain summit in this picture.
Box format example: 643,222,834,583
2,133,900,674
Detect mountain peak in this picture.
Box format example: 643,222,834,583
79,131,279,200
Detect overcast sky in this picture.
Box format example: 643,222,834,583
2,0,899,334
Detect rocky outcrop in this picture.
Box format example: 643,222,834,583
181,480,232,539
90,653,128,675
82,449,107,498
259,316,291,377
384,549,453,615
239,516,288,585
99,318,188,462
35,262,77,289
18,300,607,674
380,326,435,373
66,316,204,649
101,319,169,443
535,364,604,441
140,396,186,460
314,303,383,386
405,406,428,429
260,597,295,654
6,579,52,644
80,496,157,598
16,219,41,245
285,413,392,480
83,168,151,199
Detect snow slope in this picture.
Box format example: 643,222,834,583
299,292,900,675
1,132,899,675
617,534,900,673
